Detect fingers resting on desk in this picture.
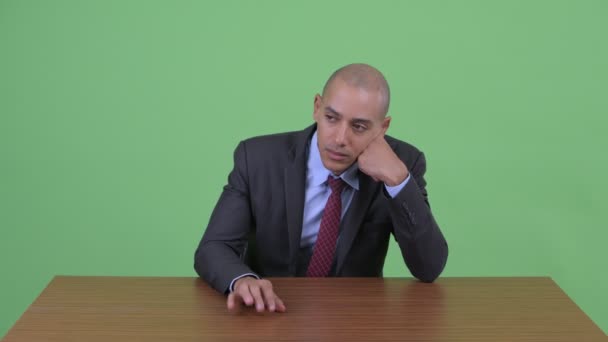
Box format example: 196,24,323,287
227,277,286,313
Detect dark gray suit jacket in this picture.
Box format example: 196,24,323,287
194,125,448,293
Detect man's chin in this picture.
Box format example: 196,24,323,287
322,158,354,175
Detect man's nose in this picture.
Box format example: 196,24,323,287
334,124,348,147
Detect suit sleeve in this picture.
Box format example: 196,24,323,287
194,141,257,293
387,151,448,282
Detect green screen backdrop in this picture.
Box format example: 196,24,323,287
1,0,607,336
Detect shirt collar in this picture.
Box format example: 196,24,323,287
307,131,360,190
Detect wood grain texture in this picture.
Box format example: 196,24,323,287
2,276,606,341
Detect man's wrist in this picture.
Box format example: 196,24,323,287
385,164,409,187
229,273,259,293
385,173,411,198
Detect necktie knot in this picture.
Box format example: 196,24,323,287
327,176,346,194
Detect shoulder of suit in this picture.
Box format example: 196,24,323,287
243,130,299,144
235,127,312,164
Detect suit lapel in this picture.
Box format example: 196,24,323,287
284,125,315,274
335,172,376,274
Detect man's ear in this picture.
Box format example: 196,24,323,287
381,116,391,135
313,94,322,121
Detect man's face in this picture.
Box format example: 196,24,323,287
313,79,390,175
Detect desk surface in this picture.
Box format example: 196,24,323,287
2,276,605,341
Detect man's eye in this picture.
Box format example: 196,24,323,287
353,124,367,132
325,115,337,122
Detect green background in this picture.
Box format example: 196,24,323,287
1,0,606,336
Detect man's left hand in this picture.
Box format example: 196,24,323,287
358,133,409,186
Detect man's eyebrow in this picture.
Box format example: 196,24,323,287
351,118,372,125
324,106,342,117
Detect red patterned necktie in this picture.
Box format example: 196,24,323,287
307,176,347,277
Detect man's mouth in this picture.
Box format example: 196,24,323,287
326,148,348,161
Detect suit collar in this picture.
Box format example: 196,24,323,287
284,124,316,274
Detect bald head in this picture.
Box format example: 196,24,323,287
322,63,390,116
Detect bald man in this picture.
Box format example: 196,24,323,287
194,64,448,313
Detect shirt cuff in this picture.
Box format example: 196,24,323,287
228,273,260,293
384,174,411,198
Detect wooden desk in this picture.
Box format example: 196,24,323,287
2,276,605,341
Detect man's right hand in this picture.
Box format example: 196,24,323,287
227,277,286,313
